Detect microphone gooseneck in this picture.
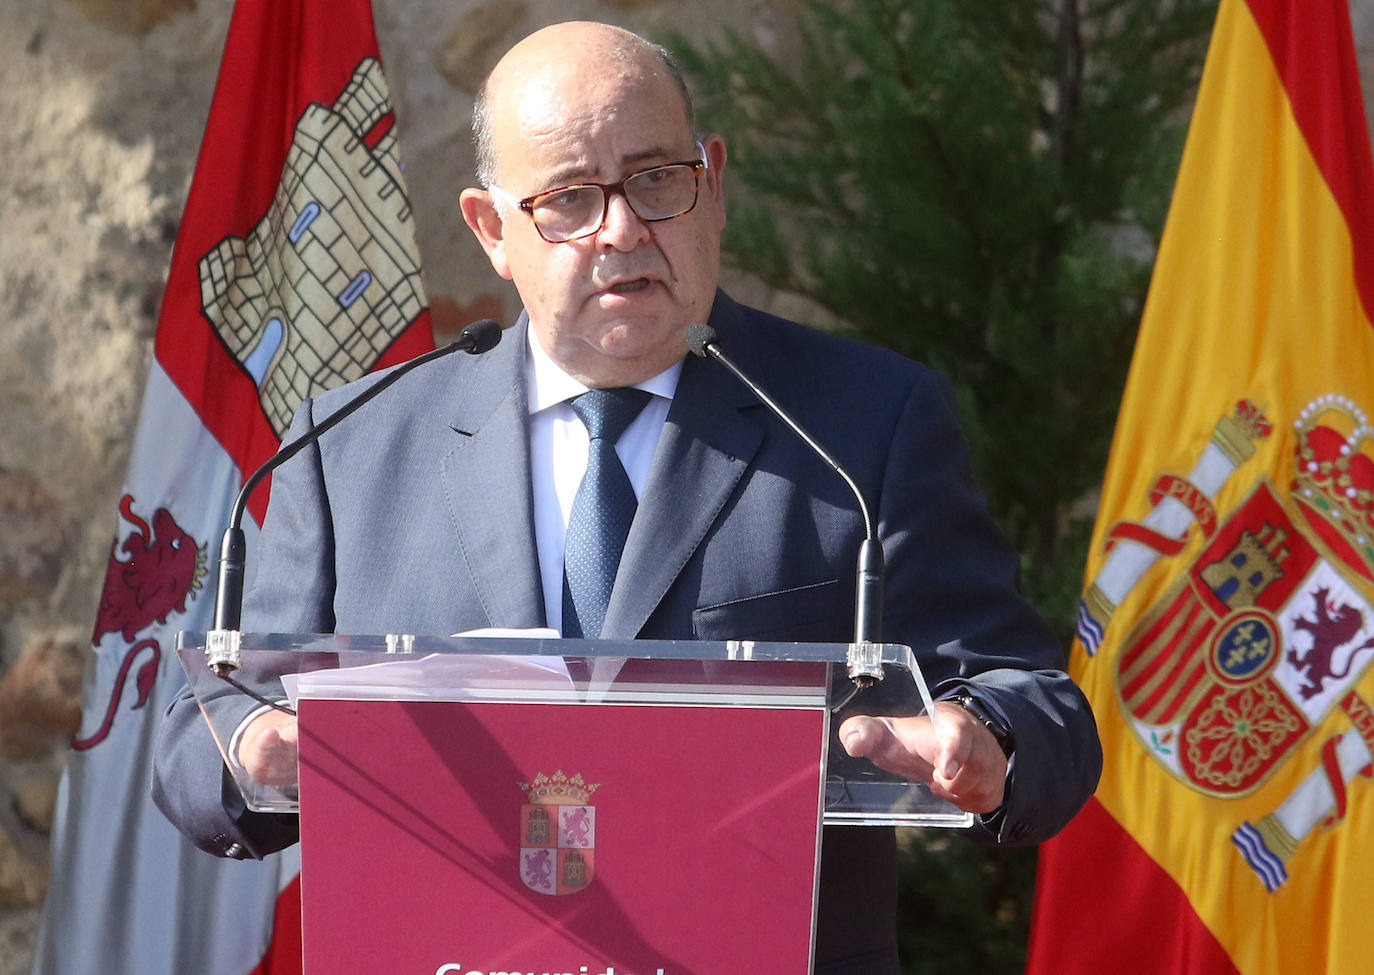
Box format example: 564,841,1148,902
686,323,886,662
209,319,504,669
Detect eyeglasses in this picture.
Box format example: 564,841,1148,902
488,143,708,243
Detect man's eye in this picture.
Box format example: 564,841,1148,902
542,188,587,210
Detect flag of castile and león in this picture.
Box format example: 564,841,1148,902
1027,1,1374,973
33,1,432,972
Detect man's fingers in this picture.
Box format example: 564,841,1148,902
275,718,299,746
934,713,965,780
240,713,301,787
839,714,937,782
838,714,883,756
931,704,1007,813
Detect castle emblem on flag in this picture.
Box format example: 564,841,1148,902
198,57,425,436
518,771,599,896
1085,395,1374,891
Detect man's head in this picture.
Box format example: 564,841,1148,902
459,22,727,388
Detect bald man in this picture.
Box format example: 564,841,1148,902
155,22,1101,974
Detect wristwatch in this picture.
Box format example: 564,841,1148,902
948,693,1015,760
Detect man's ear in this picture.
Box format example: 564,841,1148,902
702,134,728,230
459,188,513,280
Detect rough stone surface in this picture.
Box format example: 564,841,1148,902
0,0,1370,972
65,0,196,35
0,629,86,763
0,911,36,975
436,0,529,95
0,834,43,911
0,473,67,606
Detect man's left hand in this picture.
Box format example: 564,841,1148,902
838,701,1008,814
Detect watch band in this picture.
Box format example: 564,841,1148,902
948,693,1015,760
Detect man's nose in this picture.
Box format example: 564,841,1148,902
597,191,651,250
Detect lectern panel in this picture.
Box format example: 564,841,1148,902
297,697,827,975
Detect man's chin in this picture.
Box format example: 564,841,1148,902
567,325,687,386
588,308,681,348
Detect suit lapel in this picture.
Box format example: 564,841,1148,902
440,317,547,629
602,296,765,639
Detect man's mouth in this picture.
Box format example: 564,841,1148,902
604,277,652,295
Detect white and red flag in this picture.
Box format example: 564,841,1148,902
33,1,432,970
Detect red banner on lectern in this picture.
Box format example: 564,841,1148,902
297,697,828,974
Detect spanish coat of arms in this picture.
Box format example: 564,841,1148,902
1078,395,1374,891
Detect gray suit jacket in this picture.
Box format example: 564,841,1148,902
154,291,1100,972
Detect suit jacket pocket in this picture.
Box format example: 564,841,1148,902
692,579,844,642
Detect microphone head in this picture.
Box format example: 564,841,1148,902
685,322,717,357
458,318,503,354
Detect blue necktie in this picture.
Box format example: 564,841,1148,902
562,388,652,639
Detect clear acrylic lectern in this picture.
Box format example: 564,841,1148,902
176,630,974,829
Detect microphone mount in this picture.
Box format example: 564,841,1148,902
685,323,886,688
206,318,503,676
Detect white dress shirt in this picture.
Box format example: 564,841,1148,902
526,329,681,633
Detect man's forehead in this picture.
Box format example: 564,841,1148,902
505,60,685,127
495,71,693,184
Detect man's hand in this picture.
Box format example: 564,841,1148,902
838,701,1008,814
237,710,300,787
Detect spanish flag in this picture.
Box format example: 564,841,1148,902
1027,1,1374,972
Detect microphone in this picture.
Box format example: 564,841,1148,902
207,318,503,674
685,323,885,686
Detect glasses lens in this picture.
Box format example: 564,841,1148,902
529,186,607,242
625,164,700,221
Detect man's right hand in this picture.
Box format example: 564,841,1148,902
838,703,1008,814
238,710,300,787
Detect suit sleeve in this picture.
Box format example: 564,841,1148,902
877,368,1102,845
151,398,334,859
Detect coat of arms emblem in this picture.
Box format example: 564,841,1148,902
518,771,599,896
1114,478,1371,796
1078,395,1374,891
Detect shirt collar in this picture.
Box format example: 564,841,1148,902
526,325,682,414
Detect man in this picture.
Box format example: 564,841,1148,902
154,21,1101,973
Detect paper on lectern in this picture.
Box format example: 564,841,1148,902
282,628,568,706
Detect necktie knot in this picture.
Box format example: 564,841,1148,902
570,387,652,443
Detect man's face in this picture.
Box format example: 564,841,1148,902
462,59,727,387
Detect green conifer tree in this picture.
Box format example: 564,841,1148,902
668,2,1216,969
670,0,1215,635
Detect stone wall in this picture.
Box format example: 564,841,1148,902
0,0,1372,971
0,0,799,969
